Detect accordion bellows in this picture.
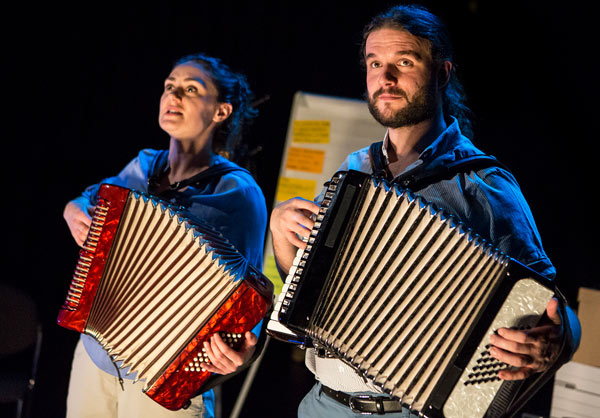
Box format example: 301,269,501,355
267,170,555,418
58,184,273,410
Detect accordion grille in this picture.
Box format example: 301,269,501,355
307,178,509,410
84,193,239,386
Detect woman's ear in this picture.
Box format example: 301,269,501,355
213,102,233,123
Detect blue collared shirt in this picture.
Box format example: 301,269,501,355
333,118,555,278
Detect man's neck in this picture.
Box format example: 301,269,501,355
385,111,447,173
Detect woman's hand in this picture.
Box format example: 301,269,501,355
63,198,95,247
200,331,258,375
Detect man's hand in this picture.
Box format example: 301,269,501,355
269,197,320,273
63,198,95,247
200,331,258,375
490,298,563,380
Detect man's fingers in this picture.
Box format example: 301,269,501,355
291,198,320,215
490,345,541,368
290,212,314,236
286,231,308,249
497,367,534,381
546,298,561,326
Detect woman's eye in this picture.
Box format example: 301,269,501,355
369,61,381,69
186,86,198,93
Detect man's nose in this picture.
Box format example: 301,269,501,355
379,64,398,86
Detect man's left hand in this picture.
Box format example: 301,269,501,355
489,298,562,380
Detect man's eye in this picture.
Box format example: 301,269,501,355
399,59,412,67
369,61,381,69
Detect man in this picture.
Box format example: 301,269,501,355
269,4,580,417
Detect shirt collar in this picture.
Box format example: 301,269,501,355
380,116,466,168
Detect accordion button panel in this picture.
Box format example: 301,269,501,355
442,278,554,418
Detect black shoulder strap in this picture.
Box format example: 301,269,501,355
368,141,392,180
169,163,247,192
147,150,249,196
395,154,511,191
368,140,511,191
147,150,170,192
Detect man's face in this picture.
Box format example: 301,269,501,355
365,28,439,128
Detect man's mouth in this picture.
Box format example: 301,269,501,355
373,88,408,102
378,94,402,101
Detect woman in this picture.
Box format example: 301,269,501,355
63,53,267,418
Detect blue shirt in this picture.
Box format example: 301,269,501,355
77,149,267,379
333,118,554,278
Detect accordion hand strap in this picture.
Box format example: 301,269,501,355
500,289,576,418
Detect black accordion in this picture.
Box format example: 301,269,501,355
267,170,557,418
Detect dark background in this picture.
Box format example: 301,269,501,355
2,1,597,417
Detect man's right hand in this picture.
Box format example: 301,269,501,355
269,197,320,274
63,198,95,247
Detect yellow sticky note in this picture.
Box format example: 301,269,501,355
285,147,325,174
276,177,317,202
263,255,283,295
293,120,330,143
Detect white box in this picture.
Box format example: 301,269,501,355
550,361,600,418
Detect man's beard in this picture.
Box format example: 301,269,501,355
367,85,437,129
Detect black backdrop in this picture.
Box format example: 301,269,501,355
3,1,597,417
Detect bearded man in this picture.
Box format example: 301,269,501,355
269,4,580,417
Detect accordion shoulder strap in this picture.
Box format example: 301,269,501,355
148,150,250,195
368,140,393,180
368,140,512,191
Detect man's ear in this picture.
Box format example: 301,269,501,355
438,61,453,90
213,102,233,123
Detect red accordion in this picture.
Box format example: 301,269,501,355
58,184,273,410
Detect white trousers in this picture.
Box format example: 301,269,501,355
66,340,209,418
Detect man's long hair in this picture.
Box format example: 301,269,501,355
174,53,258,161
361,4,474,138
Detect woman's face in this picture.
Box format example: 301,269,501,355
158,61,230,143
